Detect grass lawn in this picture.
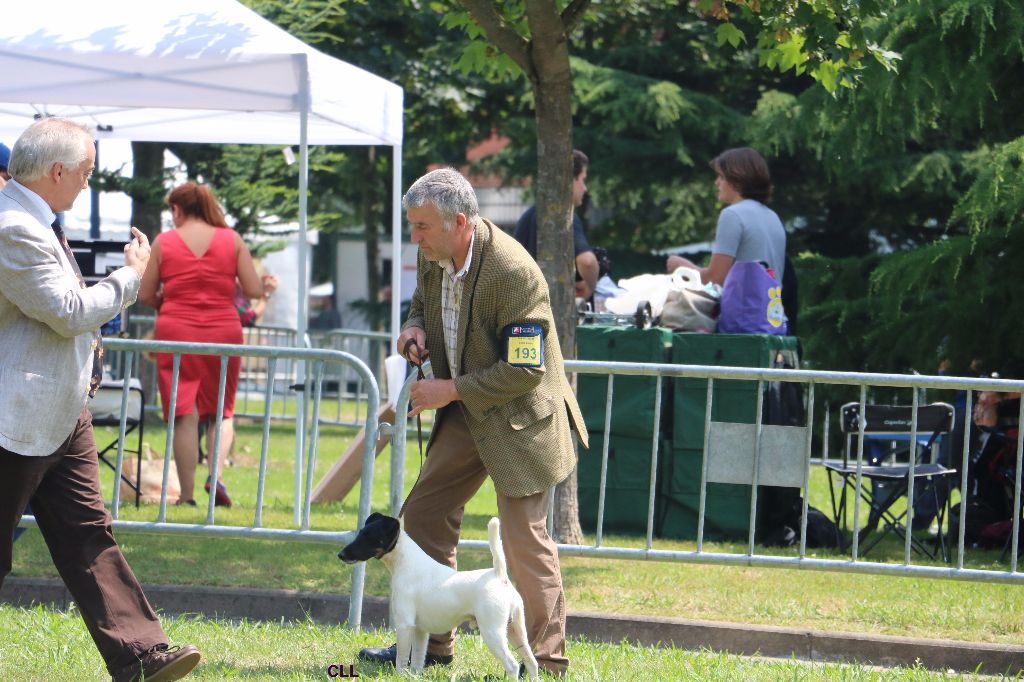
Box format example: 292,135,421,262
0,604,1000,681
8,418,1024,646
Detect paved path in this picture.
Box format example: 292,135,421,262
2,577,1021,676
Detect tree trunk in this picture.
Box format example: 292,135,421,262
456,0,589,544
129,142,165,242
532,37,584,547
362,146,382,332
128,141,166,416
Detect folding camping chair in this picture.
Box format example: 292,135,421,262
88,378,146,507
825,402,956,561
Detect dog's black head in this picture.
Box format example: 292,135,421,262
338,512,401,564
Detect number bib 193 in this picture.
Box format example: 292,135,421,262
503,323,544,367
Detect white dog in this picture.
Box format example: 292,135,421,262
338,513,539,679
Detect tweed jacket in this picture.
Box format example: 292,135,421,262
403,217,589,497
0,181,140,456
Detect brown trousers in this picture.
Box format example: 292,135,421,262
402,406,569,674
0,408,167,672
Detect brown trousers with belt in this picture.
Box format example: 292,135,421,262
0,408,167,672
402,406,569,674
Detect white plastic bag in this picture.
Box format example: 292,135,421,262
605,273,673,318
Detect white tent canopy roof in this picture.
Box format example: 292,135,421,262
0,0,403,145
0,0,408,356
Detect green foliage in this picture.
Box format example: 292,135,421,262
168,143,350,236
466,1,907,255
441,3,530,82
243,0,356,45
796,252,882,372
249,238,289,260
952,138,1024,239
771,0,1024,374
798,224,1024,376
545,9,769,250
90,166,172,209
697,0,901,91
715,21,746,48
217,0,1024,377
759,0,1024,177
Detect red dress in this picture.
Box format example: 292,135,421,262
154,228,243,422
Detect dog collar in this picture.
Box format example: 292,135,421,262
385,526,400,554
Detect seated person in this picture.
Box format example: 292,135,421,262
514,148,599,299
964,365,1023,539
974,360,1022,428
666,147,786,287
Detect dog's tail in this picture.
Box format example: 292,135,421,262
487,517,509,582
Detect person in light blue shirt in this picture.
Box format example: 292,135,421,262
667,147,786,285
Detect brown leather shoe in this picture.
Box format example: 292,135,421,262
110,643,201,682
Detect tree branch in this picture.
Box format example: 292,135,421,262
458,0,532,73
524,0,573,84
560,0,590,34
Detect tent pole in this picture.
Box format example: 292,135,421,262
390,145,403,350
293,55,310,527
89,141,101,238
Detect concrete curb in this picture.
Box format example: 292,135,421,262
3,577,1022,676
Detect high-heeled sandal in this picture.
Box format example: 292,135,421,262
204,475,232,508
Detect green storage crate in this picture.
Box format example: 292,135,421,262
657,476,757,542
671,333,799,451
576,325,671,441
659,442,768,541
660,333,800,540
578,432,666,536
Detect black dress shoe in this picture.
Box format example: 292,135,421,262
357,643,453,668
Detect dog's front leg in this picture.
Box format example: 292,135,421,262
410,630,430,673
394,626,415,674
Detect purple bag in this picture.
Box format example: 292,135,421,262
717,261,787,335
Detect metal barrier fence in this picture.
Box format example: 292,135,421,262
121,315,390,428
21,338,381,628
19,346,1022,633
389,360,1024,586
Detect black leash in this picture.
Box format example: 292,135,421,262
398,337,427,518
402,337,427,462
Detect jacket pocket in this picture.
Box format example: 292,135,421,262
508,395,557,431
0,368,58,443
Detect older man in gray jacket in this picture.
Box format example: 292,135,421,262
0,118,200,682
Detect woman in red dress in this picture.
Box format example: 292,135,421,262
139,182,272,506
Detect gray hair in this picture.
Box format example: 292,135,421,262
8,118,93,183
402,167,479,231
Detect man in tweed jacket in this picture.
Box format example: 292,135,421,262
359,168,588,675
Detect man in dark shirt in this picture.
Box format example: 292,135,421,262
513,149,600,299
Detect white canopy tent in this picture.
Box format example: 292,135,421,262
0,0,406,343
0,2,405,574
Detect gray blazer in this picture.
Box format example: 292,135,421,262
0,182,140,456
